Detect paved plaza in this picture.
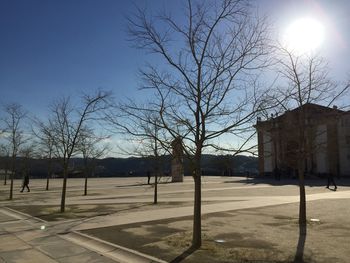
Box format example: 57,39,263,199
0,176,350,262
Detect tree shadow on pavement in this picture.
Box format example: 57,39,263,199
224,176,350,187
114,183,148,188
293,224,307,263
114,180,173,188
169,245,198,263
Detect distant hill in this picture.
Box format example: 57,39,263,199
0,154,258,178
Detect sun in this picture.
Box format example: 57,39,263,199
283,17,325,54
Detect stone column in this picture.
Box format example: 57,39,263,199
171,137,184,182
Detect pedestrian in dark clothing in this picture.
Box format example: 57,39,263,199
326,173,337,191
20,174,30,192
147,171,151,185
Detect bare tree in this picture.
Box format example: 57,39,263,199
128,0,271,247
19,144,36,182
147,116,166,205
33,118,55,190
107,101,170,204
2,103,27,200
270,47,350,238
0,144,10,185
48,90,111,212
77,126,110,196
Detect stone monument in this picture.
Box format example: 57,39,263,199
171,136,184,182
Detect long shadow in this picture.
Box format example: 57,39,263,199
327,187,337,192
114,180,173,188
114,183,147,188
293,224,307,263
169,245,198,263
224,175,350,187
83,203,152,217
51,203,153,233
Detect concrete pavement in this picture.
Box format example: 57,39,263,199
0,207,118,263
70,189,350,231
1,176,350,262
0,206,165,263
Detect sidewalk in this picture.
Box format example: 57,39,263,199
1,177,349,263
0,207,166,263
71,189,350,231
0,207,119,263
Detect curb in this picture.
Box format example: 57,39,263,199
60,230,167,263
0,207,166,263
0,206,47,223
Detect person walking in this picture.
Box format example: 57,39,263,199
20,173,30,192
326,173,337,191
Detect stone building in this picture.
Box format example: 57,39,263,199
255,103,350,177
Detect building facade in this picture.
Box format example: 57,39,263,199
255,103,350,177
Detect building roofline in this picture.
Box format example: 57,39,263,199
255,103,345,128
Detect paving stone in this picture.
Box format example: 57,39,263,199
58,251,117,263
0,234,31,252
0,248,58,263
0,213,16,223
29,235,88,259
14,229,49,242
2,222,34,233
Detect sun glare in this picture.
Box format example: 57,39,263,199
283,17,325,54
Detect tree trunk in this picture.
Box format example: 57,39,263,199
46,176,50,191
298,184,307,228
296,164,307,262
192,167,202,248
4,171,7,185
298,166,307,233
60,166,68,213
46,159,52,191
9,157,15,200
298,109,307,232
4,164,8,185
84,176,88,196
154,172,158,204
83,158,88,196
9,171,14,200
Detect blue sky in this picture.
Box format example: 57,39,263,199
1,0,350,117
1,0,146,116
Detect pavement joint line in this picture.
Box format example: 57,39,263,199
0,210,60,263
0,206,47,224
60,230,167,263
0,207,26,220
0,205,166,263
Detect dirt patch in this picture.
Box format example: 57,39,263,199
83,199,350,263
